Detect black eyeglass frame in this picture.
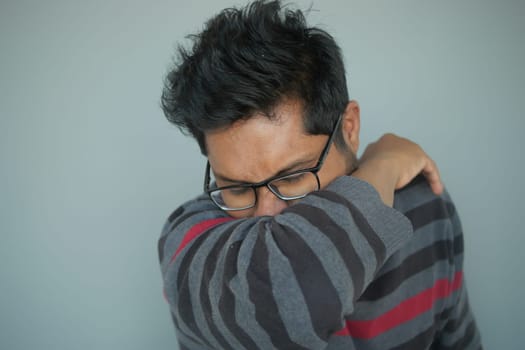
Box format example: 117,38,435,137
203,114,343,211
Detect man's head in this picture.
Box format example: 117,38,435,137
162,0,361,216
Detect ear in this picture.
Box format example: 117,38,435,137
341,100,361,154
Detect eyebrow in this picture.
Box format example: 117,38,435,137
213,156,318,185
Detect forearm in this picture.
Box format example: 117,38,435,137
159,176,413,349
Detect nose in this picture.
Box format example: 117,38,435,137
253,186,288,216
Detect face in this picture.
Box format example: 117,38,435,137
205,99,360,218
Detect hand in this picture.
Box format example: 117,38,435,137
353,134,443,206
360,133,443,194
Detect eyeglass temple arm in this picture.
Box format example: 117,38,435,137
203,161,211,192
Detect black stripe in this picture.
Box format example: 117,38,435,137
360,237,461,301
286,203,365,299
158,234,167,263
453,232,464,256
247,225,309,349
175,233,214,348
177,326,209,350
269,219,343,342
311,191,387,271
176,232,209,287
199,222,242,349
219,239,261,350
404,198,456,231
438,304,455,320
167,205,185,224
169,208,216,229
392,323,436,350
440,320,478,350
168,198,218,228
170,310,179,328
167,212,195,230
395,175,428,197
178,344,190,350
177,332,210,350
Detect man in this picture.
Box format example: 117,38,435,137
158,1,481,349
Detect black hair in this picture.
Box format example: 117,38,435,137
161,0,349,155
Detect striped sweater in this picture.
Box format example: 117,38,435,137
158,175,482,349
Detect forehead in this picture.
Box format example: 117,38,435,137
205,100,326,183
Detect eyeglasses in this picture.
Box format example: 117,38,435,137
203,114,343,212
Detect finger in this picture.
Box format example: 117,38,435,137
422,158,443,195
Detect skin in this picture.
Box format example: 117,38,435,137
205,98,443,218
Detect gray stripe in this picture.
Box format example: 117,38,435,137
229,220,276,350
207,228,248,350
265,230,326,349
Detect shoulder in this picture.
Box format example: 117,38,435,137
393,175,458,231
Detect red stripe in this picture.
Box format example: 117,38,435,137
335,271,463,339
170,217,233,263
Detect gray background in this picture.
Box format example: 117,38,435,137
1,0,523,349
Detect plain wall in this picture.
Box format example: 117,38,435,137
1,0,523,349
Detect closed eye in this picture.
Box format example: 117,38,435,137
228,187,252,196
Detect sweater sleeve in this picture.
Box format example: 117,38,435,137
158,176,413,350
432,191,482,349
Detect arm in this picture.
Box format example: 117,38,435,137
160,177,411,349
158,136,440,349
